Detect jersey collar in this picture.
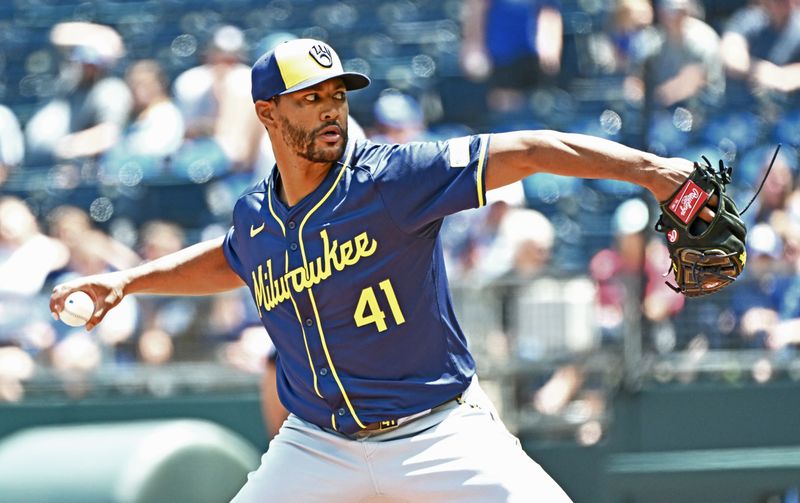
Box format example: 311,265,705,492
268,139,357,218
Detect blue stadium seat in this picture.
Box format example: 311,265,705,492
701,111,764,154
647,110,692,157
773,110,800,148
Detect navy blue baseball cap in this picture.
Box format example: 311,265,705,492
251,38,370,102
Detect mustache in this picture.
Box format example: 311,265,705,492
313,121,344,135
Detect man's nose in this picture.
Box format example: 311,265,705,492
321,103,340,121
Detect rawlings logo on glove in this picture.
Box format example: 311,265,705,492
669,180,709,224
654,146,780,297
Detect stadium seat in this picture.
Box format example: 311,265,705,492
701,111,763,154
773,110,800,148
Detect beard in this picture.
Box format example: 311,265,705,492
278,116,348,163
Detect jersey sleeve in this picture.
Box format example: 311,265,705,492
369,134,489,235
222,224,247,281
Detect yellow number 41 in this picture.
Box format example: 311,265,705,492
354,279,406,333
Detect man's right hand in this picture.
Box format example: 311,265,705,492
50,271,130,331
49,237,244,330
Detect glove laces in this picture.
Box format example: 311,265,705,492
740,144,781,215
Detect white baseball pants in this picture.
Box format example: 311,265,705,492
231,377,573,502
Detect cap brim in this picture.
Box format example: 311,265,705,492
280,72,370,96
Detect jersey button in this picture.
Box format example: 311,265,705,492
289,243,298,251
319,368,328,376
337,408,346,416
305,318,313,327
288,221,296,230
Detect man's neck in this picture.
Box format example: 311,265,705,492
274,159,335,207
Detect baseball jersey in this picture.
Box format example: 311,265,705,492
223,135,489,434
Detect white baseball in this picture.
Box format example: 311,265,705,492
60,291,95,327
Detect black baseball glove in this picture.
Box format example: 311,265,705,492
654,156,747,297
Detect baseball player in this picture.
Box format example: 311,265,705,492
51,38,697,502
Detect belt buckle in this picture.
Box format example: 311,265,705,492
364,393,462,433
358,418,398,435
376,419,398,431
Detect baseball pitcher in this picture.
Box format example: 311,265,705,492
52,38,708,502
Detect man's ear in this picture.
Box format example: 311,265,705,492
255,100,276,125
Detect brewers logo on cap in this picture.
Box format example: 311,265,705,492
309,44,333,68
251,38,370,102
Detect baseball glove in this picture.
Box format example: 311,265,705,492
654,155,747,297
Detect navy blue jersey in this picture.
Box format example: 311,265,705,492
223,135,489,434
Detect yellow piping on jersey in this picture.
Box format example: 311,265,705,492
307,290,366,428
267,187,286,236
268,183,323,399
297,142,352,263
298,142,367,429
476,135,488,208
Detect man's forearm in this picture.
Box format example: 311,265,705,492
56,123,120,159
124,236,244,296
656,64,707,107
486,130,692,202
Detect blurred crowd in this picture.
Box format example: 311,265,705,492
1,0,800,414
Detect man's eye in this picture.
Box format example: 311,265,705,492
304,94,317,102
334,92,345,100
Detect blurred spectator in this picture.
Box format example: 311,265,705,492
461,0,563,112
135,220,197,364
173,25,263,174
768,260,800,351
46,205,141,272
132,220,253,364
730,223,791,348
611,0,658,70
446,201,575,416
582,0,659,104
0,197,69,296
490,209,581,416
721,0,800,113
369,91,429,144
739,146,797,228
0,105,24,185
775,185,800,266
102,60,185,180
0,345,35,402
485,207,599,419
589,199,683,349
0,197,66,397
442,182,527,281
639,0,724,112
24,22,132,166
497,206,555,280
